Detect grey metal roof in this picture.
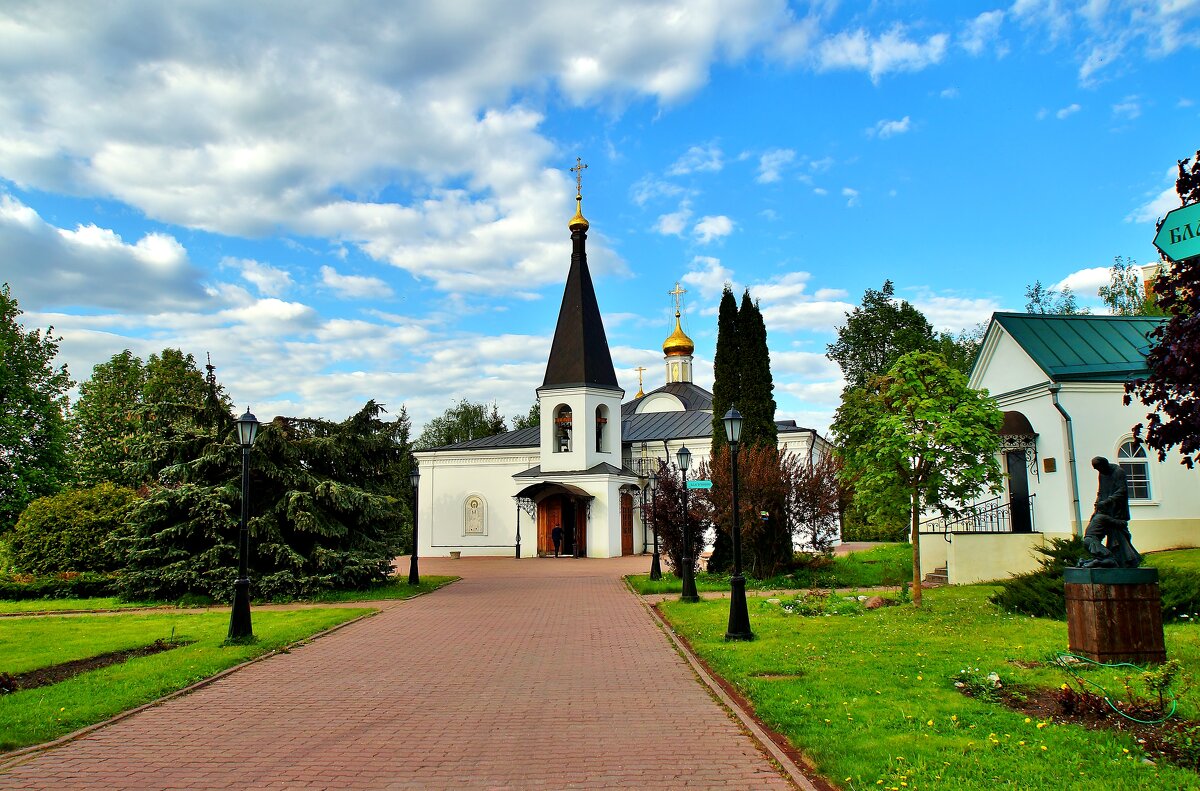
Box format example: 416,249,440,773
513,462,635,478
431,409,815,452
621,382,714,416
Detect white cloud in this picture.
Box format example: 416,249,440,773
1127,166,1183,223
630,176,686,207
233,258,293,297
654,203,693,236
320,265,393,299
909,290,1002,333
869,116,912,139
813,187,829,196
842,187,860,207
681,256,734,301
960,10,1006,56
1112,95,1141,120
1056,103,1082,119
668,143,724,175
1053,266,1111,297
940,87,959,99
0,192,213,312
693,215,734,244
756,148,796,183
817,25,948,83
745,271,855,333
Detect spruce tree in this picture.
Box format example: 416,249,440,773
706,286,740,572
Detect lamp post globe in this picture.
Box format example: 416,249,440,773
676,446,699,603
648,471,662,581
228,408,259,641
723,408,753,640
408,467,421,585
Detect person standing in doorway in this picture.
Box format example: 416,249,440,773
551,524,563,558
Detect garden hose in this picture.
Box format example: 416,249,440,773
1051,651,1178,725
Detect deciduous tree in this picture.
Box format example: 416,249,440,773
1023,281,1089,315
1099,257,1166,317
70,350,147,487
827,281,937,389
0,284,72,533
833,351,1003,606
414,399,508,449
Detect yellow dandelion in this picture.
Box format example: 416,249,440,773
1041,746,1048,751
1019,741,1026,746
1024,717,1031,724
1122,749,1129,754
927,719,934,726
1036,722,1047,729
951,715,958,721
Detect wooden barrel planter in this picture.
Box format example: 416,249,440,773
1064,567,1166,664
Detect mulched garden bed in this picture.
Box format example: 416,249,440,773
959,675,1199,772
0,639,191,694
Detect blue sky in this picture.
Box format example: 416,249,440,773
1,1,1196,435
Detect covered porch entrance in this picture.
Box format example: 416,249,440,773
513,482,592,557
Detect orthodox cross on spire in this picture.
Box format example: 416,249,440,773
668,282,687,314
571,156,588,198
635,366,646,390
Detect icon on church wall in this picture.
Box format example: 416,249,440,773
464,495,486,535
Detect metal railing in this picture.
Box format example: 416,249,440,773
919,494,1036,542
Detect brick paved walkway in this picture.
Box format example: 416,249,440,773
0,556,795,790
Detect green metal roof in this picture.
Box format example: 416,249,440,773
991,313,1165,382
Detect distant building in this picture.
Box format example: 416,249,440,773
413,189,830,559
921,312,1199,584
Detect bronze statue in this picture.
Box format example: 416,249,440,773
1077,456,1142,568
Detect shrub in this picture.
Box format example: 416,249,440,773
840,516,909,543
0,571,122,600
8,484,138,575
991,537,1200,622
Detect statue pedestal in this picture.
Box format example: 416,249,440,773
1064,567,1166,664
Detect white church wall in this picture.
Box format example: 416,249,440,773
415,449,539,557
636,392,684,413
537,384,624,474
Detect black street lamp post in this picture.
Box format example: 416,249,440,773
228,408,259,641
648,471,662,581
677,446,699,603
408,467,420,585
723,408,753,640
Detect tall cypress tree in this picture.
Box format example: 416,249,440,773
707,285,740,572
737,291,777,449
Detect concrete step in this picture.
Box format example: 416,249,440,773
924,566,949,585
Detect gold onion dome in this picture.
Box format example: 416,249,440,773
568,194,589,232
663,311,694,357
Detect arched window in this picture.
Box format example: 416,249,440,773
554,405,572,453
595,405,609,452
1117,440,1151,500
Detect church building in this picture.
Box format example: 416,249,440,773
413,179,829,559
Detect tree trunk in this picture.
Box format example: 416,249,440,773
911,488,922,608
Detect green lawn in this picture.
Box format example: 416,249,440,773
0,575,458,614
1151,548,1200,574
659,585,1200,789
628,543,912,595
0,607,371,751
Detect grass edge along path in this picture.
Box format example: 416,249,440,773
0,607,374,757
0,574,459,616
656,586,1200,790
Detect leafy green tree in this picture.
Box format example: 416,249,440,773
9,483,138,574
1126,150,1200,468
70,350,147,486
414,398,507,449
0,284,72,533
1023,281,1089,315
1099,256,1166,316
512,401,541,431
124,400,410,601
933,324,985,375
827,281,937,389
833,351,1003,607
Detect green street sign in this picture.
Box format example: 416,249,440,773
1153,202,1200,262
686,480,713,490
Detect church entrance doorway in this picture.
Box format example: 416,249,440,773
536,494,588,557
620,491,634,555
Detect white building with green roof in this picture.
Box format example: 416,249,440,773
922,312,1199,585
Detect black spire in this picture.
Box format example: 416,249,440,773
542,168,618,390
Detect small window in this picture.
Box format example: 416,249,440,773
1118,440,1151,500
